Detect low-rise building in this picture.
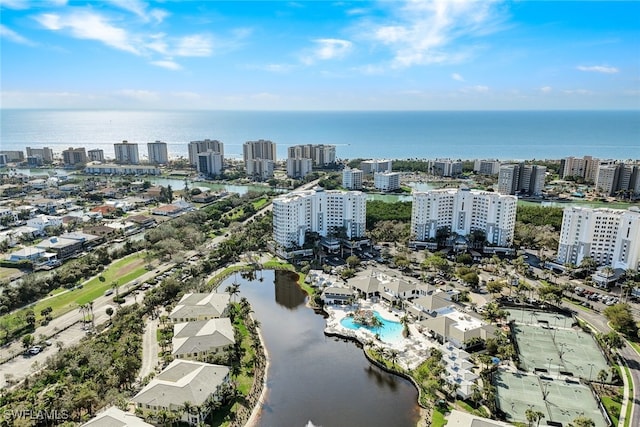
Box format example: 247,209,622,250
131,359,231,426
35,236,83,260
169,293,231,323
374,171,401,192
172,318,235,359
82,406,153,427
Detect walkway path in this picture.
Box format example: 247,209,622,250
138,317,160,381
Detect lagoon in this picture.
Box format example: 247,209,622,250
224,270,420,427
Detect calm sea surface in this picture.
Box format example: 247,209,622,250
222,270,420,427
1,110,638,161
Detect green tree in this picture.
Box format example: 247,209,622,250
603,303,638,337
22,333,34,349
569,415,595,427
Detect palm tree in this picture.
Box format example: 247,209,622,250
225,283,240,303
78,304,87,324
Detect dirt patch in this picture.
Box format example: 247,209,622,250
116,257,146,277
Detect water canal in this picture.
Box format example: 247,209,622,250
221,270,420,427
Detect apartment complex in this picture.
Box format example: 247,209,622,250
411,188,517,247
87,149,105,162
360,159,392,174
560,155,600,181
473,159,500,175
287,144,336,166
62,147,87,166
556,206,640,271
432,159,463,177
26,146,54,163
188,139,224,167
272,187,366,248
197,151,224,177
286,157,313,178
497,163,546,196
342,167,363,190
243,139,276,178
114,140,140,164
374,171,401,192
147,140,169,164
595,162,640,197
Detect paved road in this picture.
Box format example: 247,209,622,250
0,261,176,389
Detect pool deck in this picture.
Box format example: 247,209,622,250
324,300,438,370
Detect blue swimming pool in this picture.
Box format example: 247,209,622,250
340,311,404,343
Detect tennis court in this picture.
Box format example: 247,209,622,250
495,371,608,427
509,309,610,381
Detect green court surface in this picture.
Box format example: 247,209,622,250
509,309,609,382
495,371,608,427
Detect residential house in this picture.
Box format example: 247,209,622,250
172,318,235,359
128,214,157,228
131,359,231,426
6,247,58,266
82,406,153,427
35,236,83,260
152,204,183,217
169,293,230,323
26,214,63,234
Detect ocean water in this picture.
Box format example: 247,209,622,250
1,109,638,161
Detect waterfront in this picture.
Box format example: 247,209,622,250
2,110,638,161
223,270,420,427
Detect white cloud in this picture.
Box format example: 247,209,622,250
116,89,160,102
175,34,213,57
364,0,507,68
107,0,168,23
563,89,592,95
302,38,353,64
451,72,464,82
263,63,296,73
539,86,552,93
460,85,489,93
150,60,181,70
0,24,35,46
36,11,140,54
0,0,31,10
576,65,619,74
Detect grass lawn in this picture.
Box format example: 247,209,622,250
601,395,621,427
432,404,450,427
623,365,634,427
252,196,269,210
0,266,22,280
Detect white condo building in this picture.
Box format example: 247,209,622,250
374,171,401,192
342,167,363,190
286,158,313,178
360,159,392,174
272,187,366,248
561,155,599,181
147,140,169,164
411,188,517,247
556,206,640,270
188,139,224,167
197,152,224,177
114,141,140,164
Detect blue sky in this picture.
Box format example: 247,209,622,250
1,0,638,110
